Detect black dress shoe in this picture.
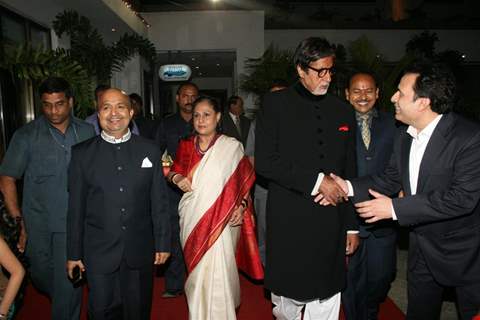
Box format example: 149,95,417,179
161,291,184,298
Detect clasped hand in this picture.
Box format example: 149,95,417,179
315,174,394,223
313,174,348,206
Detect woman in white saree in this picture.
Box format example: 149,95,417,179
166,96,261,320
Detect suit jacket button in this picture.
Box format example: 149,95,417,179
316,115,322,120
319,154,325,159
317,128,323,133
121,226,126,230
121,208,126,212
318,141,324,145
119,187,124,192
366,157,372,160
117,146,121,150
117,166,122,171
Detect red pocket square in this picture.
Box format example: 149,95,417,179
338,124,349,132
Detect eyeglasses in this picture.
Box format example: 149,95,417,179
307,66,335,78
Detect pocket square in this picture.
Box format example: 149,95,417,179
338,124,349,132
141,157,153,168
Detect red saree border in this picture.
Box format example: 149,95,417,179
183,157,255,275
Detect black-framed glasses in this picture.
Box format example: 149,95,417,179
307,66,335,78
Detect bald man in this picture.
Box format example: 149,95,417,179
67,89,171,320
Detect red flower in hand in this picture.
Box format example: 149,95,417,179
338,124,349,132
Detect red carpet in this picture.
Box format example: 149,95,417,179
16,274,404,319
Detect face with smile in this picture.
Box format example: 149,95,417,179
41,92,73,128
391,73,424,126
193,101,221,138
345,73,379,114
297,56,334,96
98,89,134,138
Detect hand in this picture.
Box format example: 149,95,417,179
66,260,85,279
355,189,393,223
17,222,27,253
313,175,347,206
173,175,192,192
154,252,171,265
229,205,245,226
345,233,360,255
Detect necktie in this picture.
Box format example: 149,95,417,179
234,116,242,136
360,114,371,150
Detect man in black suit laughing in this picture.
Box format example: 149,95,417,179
326,62,480,320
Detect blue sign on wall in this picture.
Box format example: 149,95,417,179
159,64,192,81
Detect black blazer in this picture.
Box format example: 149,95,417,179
255,82,357,300
67,135,171,274
352,112,480,286
356,110,398,237
221,113,250,147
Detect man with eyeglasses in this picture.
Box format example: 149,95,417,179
255,37,359,319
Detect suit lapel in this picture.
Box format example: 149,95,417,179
401,131,413,196
416,114,454,192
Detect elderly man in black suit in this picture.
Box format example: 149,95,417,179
222,95,250,147
66,88,171,320
256,37,359,319
341,72,398,320
326,62,480,320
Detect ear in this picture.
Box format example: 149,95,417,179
417,97,431,111
129,108,134,118
375,88,379,99
296,65,306,79
68,97,74,109
345,88,350,101
216,112,221,123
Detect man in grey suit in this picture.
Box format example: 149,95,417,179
0,77,95,319
325,62,480,320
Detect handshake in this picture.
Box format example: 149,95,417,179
314,173,349,206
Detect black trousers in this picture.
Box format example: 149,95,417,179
407,249,480,320
164,213,186,294
342,231,397,320
87,260,153,320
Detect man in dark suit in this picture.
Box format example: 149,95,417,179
129,93,158,140
341,72,397,320
155,82,198,298
221,95,250,147
66,88,171,320
327,62,480,319
255,37,359,319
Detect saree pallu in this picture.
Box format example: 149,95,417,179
178,135,262,320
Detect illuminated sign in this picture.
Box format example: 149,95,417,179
159,64,192,81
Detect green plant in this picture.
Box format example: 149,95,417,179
0,43,93,118
240,44,296,97
52,10,156,84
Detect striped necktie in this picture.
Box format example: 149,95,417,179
359,113,371,149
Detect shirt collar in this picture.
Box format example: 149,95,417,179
101,129,131,144
407,114,443,141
